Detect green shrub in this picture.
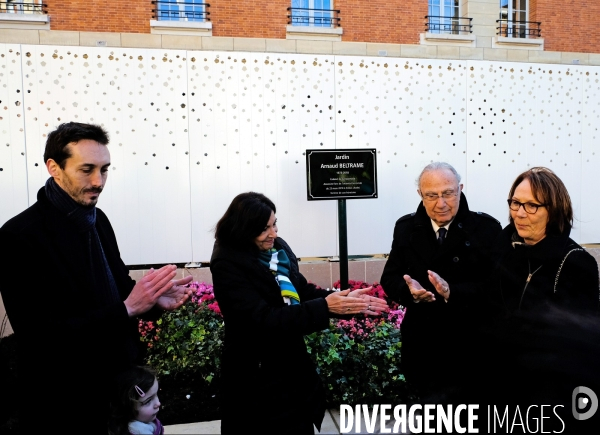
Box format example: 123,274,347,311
304,280,412,406
139,282,223,383
305,318,408,405
140,280,413,411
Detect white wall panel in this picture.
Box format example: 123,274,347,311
4,42,600,264
0,45,27,227
21,46,63,202
189,53,338,261
279,55,337,258
188,52,221,261
466,62,586,240
463,63,511,227
20,46,192,265
580,69,600,242
105,49,192,265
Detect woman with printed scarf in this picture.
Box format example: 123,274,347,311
210,192,388,434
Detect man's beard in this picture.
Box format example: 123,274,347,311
63,183,103,207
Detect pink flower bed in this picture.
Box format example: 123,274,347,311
332,280,405,340
139,280,404,343
189,281,222,316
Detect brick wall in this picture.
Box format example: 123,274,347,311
537,0,600,53
336,0,425,44
529,0,537,23
43,0,425,44
211,0,288,38
33,1,600,54
46,0,151,33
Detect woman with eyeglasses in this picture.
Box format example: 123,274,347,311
494,166,599,314
478,167,600,423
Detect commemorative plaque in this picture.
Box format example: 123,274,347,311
306,149,378,201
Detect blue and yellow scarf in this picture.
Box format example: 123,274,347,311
258,248,301,305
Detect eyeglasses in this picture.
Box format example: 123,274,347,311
507,199,546,214
421,190,459,202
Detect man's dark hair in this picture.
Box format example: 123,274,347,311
44,122,109,168
214,192,276,250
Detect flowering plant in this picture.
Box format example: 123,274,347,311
140,280,411,413
304,280,410,405
139,281,223,382
332,280,405,340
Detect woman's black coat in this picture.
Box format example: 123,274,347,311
210,237,333,432
476,224,600,424
492,223,599,315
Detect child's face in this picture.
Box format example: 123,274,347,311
135,378,161,423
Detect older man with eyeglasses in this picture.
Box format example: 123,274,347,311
380,161,501,404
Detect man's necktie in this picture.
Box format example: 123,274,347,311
437,227,447,245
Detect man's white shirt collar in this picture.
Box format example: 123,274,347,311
431,218,453,234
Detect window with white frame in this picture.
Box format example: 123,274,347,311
156,0,207,22
290,0,334,27
499,0,528,37
0,0,49,29
1,0,44,14
427,0,460,34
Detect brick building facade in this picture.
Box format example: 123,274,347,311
1,1,599,62
40,0,427,43
536,0,600,53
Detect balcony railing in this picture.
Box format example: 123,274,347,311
151,0,210,22
0,1,46,14
496,19,541,38
425,15,472,34
287,7,340,28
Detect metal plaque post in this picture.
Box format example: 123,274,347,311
338,199,348,291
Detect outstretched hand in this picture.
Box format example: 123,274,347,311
428,270,450,302
156,275,194,311
403,274,436,303
325,289,369,315
348,287,390,315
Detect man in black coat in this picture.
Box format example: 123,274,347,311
380,162,501,403
0,122,192,433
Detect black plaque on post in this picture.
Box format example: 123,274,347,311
305,148,378,291
306,149,378,201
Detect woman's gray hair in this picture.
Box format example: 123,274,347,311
416,162,461,188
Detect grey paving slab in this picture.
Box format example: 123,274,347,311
164,419,220,434
159,401,440,434
163,409,341,434
320,409,340,434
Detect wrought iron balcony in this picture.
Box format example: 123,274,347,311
287,7,340,28
152,0,210,22
0,1,46,14
425,15,472,34
496,19,541,38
